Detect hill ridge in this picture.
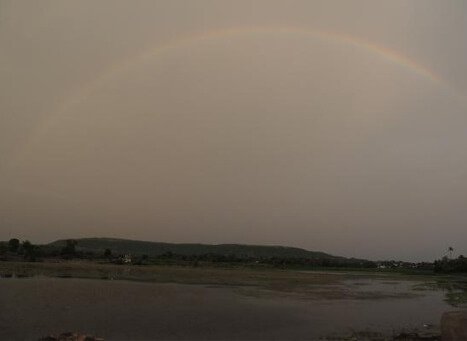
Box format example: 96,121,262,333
47,237,355,261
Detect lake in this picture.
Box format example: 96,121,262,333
0,275,459,340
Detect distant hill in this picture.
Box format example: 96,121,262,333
47,238,352,261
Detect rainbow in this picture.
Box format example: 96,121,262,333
8,26,460,168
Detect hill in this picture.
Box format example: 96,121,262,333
47,238,349,261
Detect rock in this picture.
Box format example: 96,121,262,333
441,311,467,340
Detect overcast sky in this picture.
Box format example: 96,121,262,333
1,1,467,261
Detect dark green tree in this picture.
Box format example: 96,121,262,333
61,239,77,258
8,238,20,253
22,240,37,261
0,242,7,255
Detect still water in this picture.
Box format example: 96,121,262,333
0,276,459,340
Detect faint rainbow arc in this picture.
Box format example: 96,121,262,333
9,26,455,168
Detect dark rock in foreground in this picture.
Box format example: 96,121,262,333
441,311,467,341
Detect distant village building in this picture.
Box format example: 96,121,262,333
123,254,132,263
116,254,132,264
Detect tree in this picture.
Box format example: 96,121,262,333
448,246,454,259
104,248,112,258
22,240,33,251
61,239,77,258
8,238,20,253
0,242,7,255
22,240,37,261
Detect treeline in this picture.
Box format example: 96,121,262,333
434,255,467,273
3,238,449,272
0,238,87,262
155,251,377,268
0,238,41,262
376,260,434,271
0,238,376,269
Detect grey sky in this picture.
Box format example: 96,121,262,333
1,0,467,261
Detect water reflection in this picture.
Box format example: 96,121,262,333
0,272,32,279
413,278,467,307
0,277,455,340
